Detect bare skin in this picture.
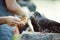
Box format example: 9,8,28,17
0,0,28,26
0,16,25,26
5,0,28,17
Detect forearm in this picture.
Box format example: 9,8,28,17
12,3,28,17
8,3,29,22
0,17,7,25
5,0,27,17
5,0,29,24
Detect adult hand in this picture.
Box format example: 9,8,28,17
5,16,26,27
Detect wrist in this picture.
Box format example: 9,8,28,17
0,17,8,24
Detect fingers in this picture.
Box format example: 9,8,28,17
10,21,26,27
12,16,26,27
6,16,26,27
12,17,26,26
13,16,21,22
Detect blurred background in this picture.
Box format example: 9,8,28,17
17,0,60,33
30,0,60,23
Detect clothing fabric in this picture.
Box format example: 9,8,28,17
0,0,15,40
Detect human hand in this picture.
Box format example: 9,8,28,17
5,16,26,27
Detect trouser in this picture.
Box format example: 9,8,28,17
0,24,15,40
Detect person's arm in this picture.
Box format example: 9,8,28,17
0,17,7,24
5,0,27,17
